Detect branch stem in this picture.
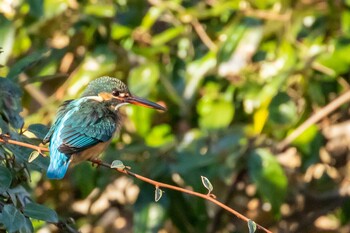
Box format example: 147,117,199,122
0,135,272,233
277,89,350,151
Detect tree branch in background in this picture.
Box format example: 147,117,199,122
277,89,350,151
190,18,217,51
0,135,272,233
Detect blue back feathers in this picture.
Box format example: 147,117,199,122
44,97,119,179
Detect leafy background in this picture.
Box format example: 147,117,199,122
1,0,350,232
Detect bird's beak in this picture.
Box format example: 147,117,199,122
125,95,167,111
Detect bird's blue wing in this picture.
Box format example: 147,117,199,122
43,100,73,144
57,99,118,154
46,98,118,179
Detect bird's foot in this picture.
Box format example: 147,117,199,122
90,158,102,167
0,133,10,141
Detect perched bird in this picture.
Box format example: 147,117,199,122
43,76,166,179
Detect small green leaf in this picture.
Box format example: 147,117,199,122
201,176,213,194
2,205,28,233
0,19,15,65
155,187,163,202
140,6,162,30
152,26,185,46
28,151,40,163
248,219,257,233
145,124,175,147
27,124,49,140
128,62,160,98
28,0,43,18
84,4,116,17
197,83,235,130
248,148,287,214
111,23,132,40
23,202,58,223
6,49,50,81
0,165,12,192
110,160,126,169
268,92,298,126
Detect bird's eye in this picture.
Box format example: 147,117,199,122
112,90,120,96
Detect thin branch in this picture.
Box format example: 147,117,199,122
90,159,271,233
0,135,272,233
148,0,216,51
191,19,217,51
277,89,350,151
0,135,49,155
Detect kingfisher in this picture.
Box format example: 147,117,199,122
43,76,166,179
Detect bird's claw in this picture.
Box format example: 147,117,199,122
90,158,102,167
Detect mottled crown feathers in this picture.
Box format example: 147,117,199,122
81,76,129,97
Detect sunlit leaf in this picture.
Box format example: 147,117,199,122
0,17,15,65
268,92,298,126
84,4,116,17
111,23,132,40
128,62,160,98
128,106,153,136
145,124,175,147
43,0,69,19
201,176,213,194
197,99,234,130
218,22,262,77
155,187,163,202
248,219,257,233
197,83,235,130
12,28,31,56
110,160,126,169
317,38,350,75
152,26,185,46
28,151,40,163
248,148,287,214
184,51,216,101
140,7,163,30
253,105,269,134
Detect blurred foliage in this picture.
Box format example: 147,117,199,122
1,0,350,232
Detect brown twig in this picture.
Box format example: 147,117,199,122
90,159,271,233
277,89,350,151
0,136,272,233
148,0,216,51
0,135,49,155
191,19,217,51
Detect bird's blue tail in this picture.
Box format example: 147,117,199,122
47,151,71,179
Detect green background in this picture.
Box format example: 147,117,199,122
1,0,350,232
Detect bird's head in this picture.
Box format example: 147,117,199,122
81,76,166,111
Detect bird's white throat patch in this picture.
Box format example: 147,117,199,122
114,102,129,110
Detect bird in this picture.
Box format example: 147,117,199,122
43,76,166,179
